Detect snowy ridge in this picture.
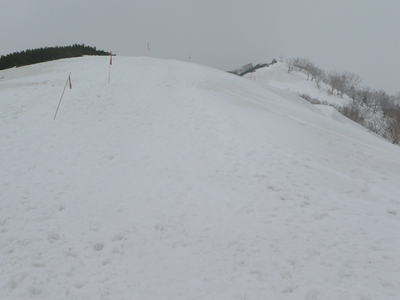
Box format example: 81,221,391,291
1,56,400,299
244,61,351,107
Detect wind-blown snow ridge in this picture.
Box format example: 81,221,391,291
1,56,400,299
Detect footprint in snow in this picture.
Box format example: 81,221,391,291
93,242,104,251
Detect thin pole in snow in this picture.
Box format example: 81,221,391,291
108,63,111,84
108,51,112,84
54,73,71,120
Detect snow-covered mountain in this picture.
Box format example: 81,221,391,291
1,56,400,299
244,61,350,107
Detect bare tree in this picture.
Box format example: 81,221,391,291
339,101,365,125
325,71,361,98
286,57,322,82
326,71,342,95
297,58,313,80
384,105,400,144
312,67,325,90
343,71,361,99
286,57,302,73
376,90,392,117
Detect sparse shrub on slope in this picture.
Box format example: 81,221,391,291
339,101,365,125
336,99,400,144
298,93,329,105
228,57,400,145
228,59,277,76
286,57,400,145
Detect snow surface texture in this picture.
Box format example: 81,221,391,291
1,56,400,299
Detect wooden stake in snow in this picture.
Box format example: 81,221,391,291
108,51,112,84
54,73,72,120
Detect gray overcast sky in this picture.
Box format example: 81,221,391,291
1,0,399,94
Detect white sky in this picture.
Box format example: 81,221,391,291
1,0,399,94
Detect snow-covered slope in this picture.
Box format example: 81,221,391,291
1,56,400,299
244,61,350,107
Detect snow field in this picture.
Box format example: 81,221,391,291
1,56,400,299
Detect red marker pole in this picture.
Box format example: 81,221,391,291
54,73,72,120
